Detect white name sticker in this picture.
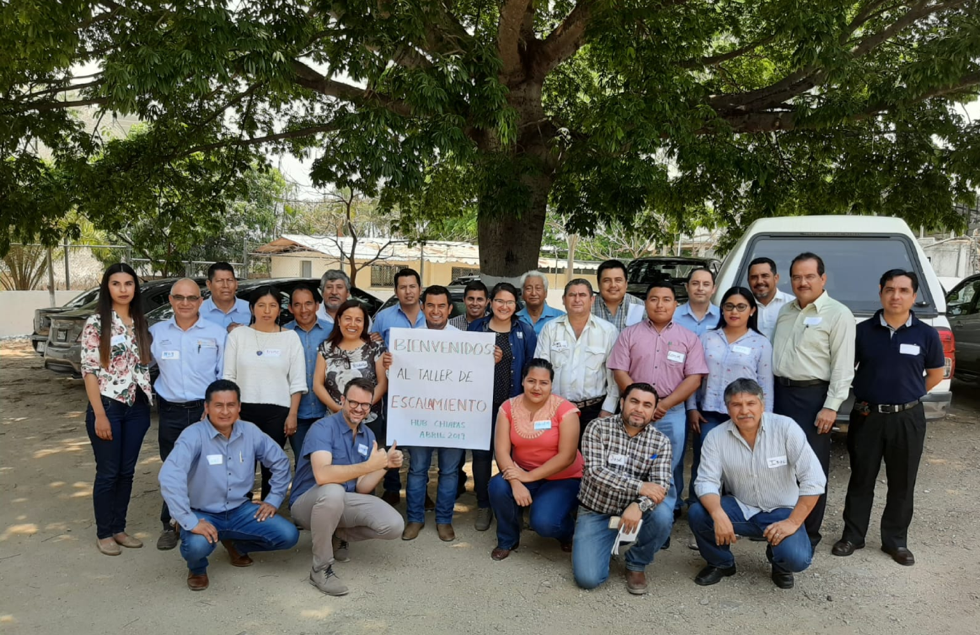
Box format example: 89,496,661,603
732,345,752,355
160,350,180,360
552,340,569,352
110,334,127,346
804,317,822,326
767,455,788,469
608,453,628,467
900,343,921,355
667,351,686,363
352,360,369,370
533,420,552,431
357,443,369,456
260,349,281,358
207,454,223,466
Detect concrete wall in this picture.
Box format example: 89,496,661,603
921,240,977,279
0,291,82,337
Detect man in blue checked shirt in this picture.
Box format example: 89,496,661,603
159,380,299,592
284,283,331,466
150,278,227,551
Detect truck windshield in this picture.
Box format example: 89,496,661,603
739,236,936,316
628,260,705,285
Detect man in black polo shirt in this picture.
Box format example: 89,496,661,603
831,269,944,567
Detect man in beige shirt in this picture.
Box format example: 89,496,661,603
771,252,855,549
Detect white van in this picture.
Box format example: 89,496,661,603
713,215,954,421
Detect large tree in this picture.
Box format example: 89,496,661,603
3,1,980,277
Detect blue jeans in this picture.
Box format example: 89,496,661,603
85,395,151,539
688,497,812,572
157,396,205,530
180,502,300,575
407,446,464,524
290,417,318,469
654,403,685,515
572,503,674,589
687,410,728,504
488,474,580,550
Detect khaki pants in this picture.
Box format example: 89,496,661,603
290,484,404,571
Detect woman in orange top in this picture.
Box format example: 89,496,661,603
489,358,583,560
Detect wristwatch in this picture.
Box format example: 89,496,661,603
636,498,653,513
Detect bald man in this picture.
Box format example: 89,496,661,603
150,278,228,550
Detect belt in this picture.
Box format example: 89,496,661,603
161,399,205,409
573,396,605,409
775,377,829,388
859,400,920,415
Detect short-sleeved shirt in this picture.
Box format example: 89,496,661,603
853,310,944,405
318,340,386,422
691,328,774,414
672,303,721,337
502,395,584,480
516,304,566,335
369,304,426,347
150,317,227,403
607,320,709,397
201,297,252,329
592,294,645,332
290,412,377,506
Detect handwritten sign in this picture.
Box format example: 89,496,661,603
387,327,496,450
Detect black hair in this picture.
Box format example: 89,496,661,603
463,280,489,298
748,257,777,276
715,286,761,334
790,252,825,277
344,377,377,397
422,285,451,305
247,285,281,325
489,282,520,323
622,382,659,403
879,269,919,293
597,259,628,282
522,358,555,381
326,300,370,347
564,278,594,296
394,268,421,288
687,267,715,284
644,280,676,299
290,282,323,304
95,263,151,368
207,262,236,281
206,379,241,403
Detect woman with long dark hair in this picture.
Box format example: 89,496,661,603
467,282,537,531
80,263,154,555
223,286,306,499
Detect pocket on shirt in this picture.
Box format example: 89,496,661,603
585,346,606,370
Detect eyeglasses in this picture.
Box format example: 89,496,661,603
171,295,201,303
790,274,821,284
493,299,517,307
723,303,750,312
345,399,372,411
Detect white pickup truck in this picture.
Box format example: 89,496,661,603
713,215,954,421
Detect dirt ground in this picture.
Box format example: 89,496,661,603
1,339,979,635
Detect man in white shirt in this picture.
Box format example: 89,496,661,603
748,257,794,339
535,279,619,432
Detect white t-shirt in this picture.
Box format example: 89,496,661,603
223,327,308,408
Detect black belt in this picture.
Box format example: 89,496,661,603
573,396,606,409
858,400,920,415
775,377,829,388
161,398,205,409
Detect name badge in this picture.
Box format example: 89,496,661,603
110,334,127,346
357,443,369,456
207,454,223,466
804,317,822,326
608,453,628,467
667,351,686,363
552,340,569,352
533,420,552,431
160,350,180,360
900,343,920,355
767,455,788,469
258,349,281,357
352,360,369,370
731,345,752,355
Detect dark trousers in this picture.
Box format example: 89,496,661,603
157,396,205,529
85,393,151,539
240,402,289,501
472,405,501,509
773,381,831,547
842,404,926,550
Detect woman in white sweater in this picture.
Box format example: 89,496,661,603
224,285,307,499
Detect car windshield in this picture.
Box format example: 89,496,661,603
66,288,100,308
627,260,706,285
737,236,936,316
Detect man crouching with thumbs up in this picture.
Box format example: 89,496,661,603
290,377,405,596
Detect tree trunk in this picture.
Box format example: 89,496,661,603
477,171,551,280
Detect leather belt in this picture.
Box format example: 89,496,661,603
161,399,205,409
859,400,920,415
775,377,829,388
573,396,605,409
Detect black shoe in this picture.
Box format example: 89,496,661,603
831,539,865,557
694,564,736,586
660,537,670,550
771,567,794,589
157,528,178,551
673,507,683,521
881,545,915,566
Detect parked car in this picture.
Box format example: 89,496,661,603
43,278,206,376
946,274,980,382
30,286,100,355
626,256,722,302
374,288,467,320
713,215,954,422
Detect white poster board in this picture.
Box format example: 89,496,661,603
386,327,496,450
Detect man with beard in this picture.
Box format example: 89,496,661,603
747,257,794,340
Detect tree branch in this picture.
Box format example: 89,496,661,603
185,124,340,155
290,60,412,116
536,0,595,78
678,34,777,69
851,0,970,57
498,0,533,78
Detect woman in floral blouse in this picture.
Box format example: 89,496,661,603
81,263,154,556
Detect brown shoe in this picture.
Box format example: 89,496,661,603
381,490,401,506
187,571,209,591
402,522,424,541
626,569,648,595
437,524,455,542
491,546,515,561
112,532,143,548
96,537,121,556
222,540,253,567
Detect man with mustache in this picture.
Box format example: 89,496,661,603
317,270,352,328
516,270,565,335
747,257,794,340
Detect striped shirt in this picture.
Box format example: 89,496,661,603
578,414,673,515
448,315,474,330
592,294,645,333
695,412,825,519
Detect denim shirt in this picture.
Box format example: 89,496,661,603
467,316,538,398
284,319,332,420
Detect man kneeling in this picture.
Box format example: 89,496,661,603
689,378,825,589
290,378,405,596
159,380,299,591
572,383,674,595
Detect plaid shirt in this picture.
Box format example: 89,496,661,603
578,414,673,515
592,293,644,332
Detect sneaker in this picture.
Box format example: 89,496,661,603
157,528,179,551
333,536,351,563
475,507,494,531
687,535,699,551
310,566,349,596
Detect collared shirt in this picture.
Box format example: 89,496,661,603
772,291,856,411
853,310,944,405
315,304,334,327
756,289,794,340
578,415,673,515
516,303,566,335
284,319,332,419
80,311,153,406
158,419,291,531
607,320,708,397
370,303,426,347
421,322,459,331
695,412,826,519
535,314,620,412
290,412,377,505
449,314,476,330
592,294,645,333
689,329,774,414
149,317,227,403
673,302,721,337
201,297,251,329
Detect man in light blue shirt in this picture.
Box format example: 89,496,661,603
149,278,227,551
200,262,251,330
370,267,425,347
317,269,350,328
516,270,565,335
158,379,299,591
284,283,331,466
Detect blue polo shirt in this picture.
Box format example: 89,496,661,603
290,412,377,506
516,303,566,335
284,318,332,420
673,302,721,337
369,303,425,347
200,297,251,328
149,317,227,402
852,310,944,405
